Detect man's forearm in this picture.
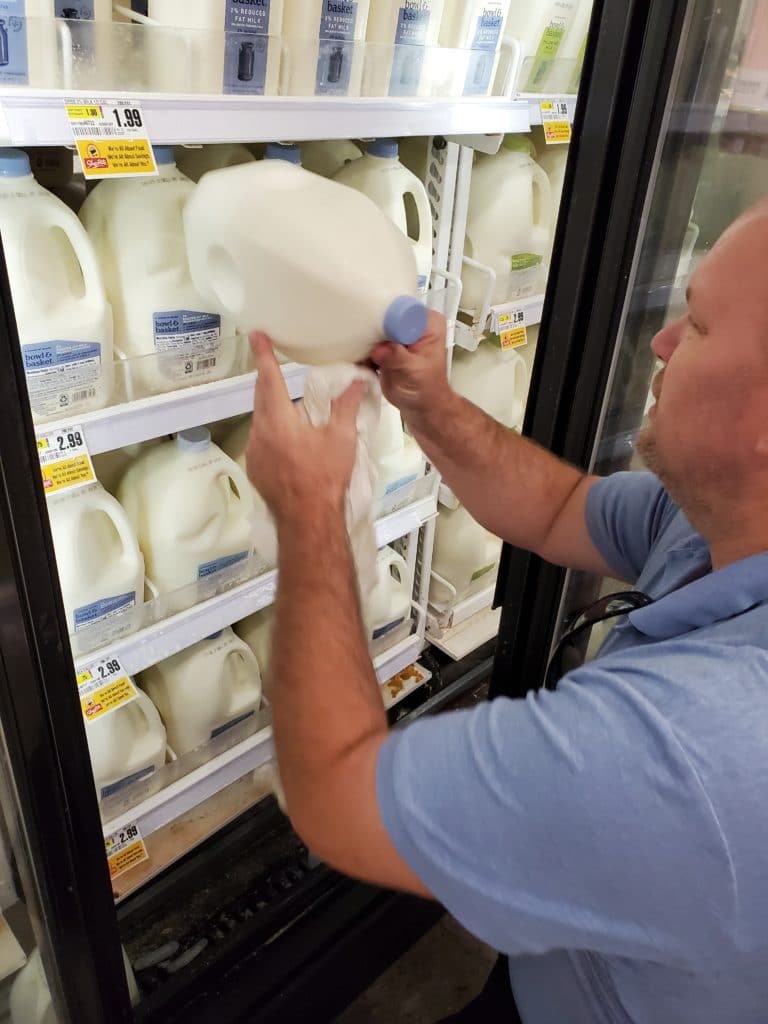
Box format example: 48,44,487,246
406,389,586,557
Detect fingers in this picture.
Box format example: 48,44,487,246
331,380,366,432
250,331,291,412
371,310,447,369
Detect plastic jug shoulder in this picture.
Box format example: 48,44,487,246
174,143,255,183
85,687,167,800
451,339,530,431
365,546,413,646
430,504,502,606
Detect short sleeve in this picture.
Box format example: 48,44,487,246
377,667,734,966
586,472,677,584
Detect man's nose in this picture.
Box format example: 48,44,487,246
651,316,684,363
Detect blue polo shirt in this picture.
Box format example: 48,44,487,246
377,472,768,1024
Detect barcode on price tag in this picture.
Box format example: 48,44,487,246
105,822,148,881
540,100,572,145
494,307,528,350
36,424,95,495
65,98,157,180
77,655,138,723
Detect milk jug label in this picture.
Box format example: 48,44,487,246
100,764,155,800
389,1,431,97
0,0,29,85
464,5,505,96
197,551,249,580
74,591,136,631
152,310,222,383
316,0,359,96
373,615,407,640
386,471,420,496
210,709,255,740
471,562,496,583
223,0,271,96
23,340,101,419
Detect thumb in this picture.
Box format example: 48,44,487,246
331,380,366,433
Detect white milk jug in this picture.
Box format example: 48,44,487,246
398,136,430,181
372,400,425,498
0,149,113,423
85,688,167,799
27,146,87,214
146,0,283,95
80,146,238,398
184,160,427,365
334,139,432,295
11,947,139,1024
502,0,577,92
533,134,568,262
547,0,591,92
430,504,502,606
301,139,362,178
221,418,279,572
117,427,255,595
140,627,262,755
462,144,553,314
439,0,510,96
235,606,275,681
282,0,371,97
175,143,255,183
56,0,116,90
47,481,144,635
451,339,529,431
365,0,445,96
365,546,413,643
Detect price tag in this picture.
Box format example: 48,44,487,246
495,307,528,351
77,655,138,723
65,98,157,180
36,424,95,495
540,99,572,145
105,822,148,880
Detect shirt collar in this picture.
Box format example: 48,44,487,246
628,550,768,640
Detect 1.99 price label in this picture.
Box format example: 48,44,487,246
36,423,95,495
65,97,157,180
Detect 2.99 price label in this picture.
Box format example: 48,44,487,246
65,98,157,180
77,654,138,723
105,821,149,881
36,424,95,495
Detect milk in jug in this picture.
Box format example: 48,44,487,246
533,133,568,261
27,146,87,213
85,687,167,798
80,146,238,398
334,139,432,295
282,0,371,97
365,546,413,644
175,143,255,183
301,139,362,178
546,0,592,93
184,160,427,365
0,149,113,423
430,504,502,606
236,606,275,680
364,0,445,96
0,1,61,89
47,481,144,635
451,339,529,431
146,0,283,95
221,418,279,573
461,143,553,313
140,627,262,754
439,0,510,96
372,400,425,498
502,0,578,92
117,428,255,595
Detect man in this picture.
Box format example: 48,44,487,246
244,200,768,1023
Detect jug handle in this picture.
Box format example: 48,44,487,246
531,162,553,232
381,548,410,584
101,495,144,581
403,186,432,250
46,203,107,312
145,577,159,601
511,351,530,431
133,689,166,746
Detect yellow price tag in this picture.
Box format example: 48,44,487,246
65,97,157,180
78,655,139,723
105,823,149,881
500,326,528,351
540,100,572,145
36,424,95,496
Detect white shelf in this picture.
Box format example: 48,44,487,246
429,583,498,633
0,88,533,147
428,603,501,661
524,93,578,125
38,364,307,456
456,292,546,351
74,493,437,677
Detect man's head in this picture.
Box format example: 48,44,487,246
637,201,768,557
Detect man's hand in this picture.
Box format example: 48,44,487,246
246,332,365,524
371,309,451,422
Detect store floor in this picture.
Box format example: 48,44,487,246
335,916,498,1023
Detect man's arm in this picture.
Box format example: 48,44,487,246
372,313,617,579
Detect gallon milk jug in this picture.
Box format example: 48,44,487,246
85,687,166,799
56,0,116,91
27,146,87,213
546,0,591,93
461,143,553,314
301,139,362,178
221,418,279,572
0,149,113,424
140,627,262,755
372,400,425,498
439,0,510,96
184,160,427,365
364,0,445,96
117,427,255,595
47,481,144,635
334,138,432,295
398,135,430,181
80,146,238,398
451,338,529,431
146,0,283,95
175,143,255,183
502,0,577,93
282,0,371,97
236,606,275,680
533,133,568,262
11,947,139,1024
430,504,502,606
365,546,413,643
0,1,60,89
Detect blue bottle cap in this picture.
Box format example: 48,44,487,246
0,148,31,177
264,143,302,165
177,426,212,452
368,138,399,159
154,146,176,166
383,297,428,347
